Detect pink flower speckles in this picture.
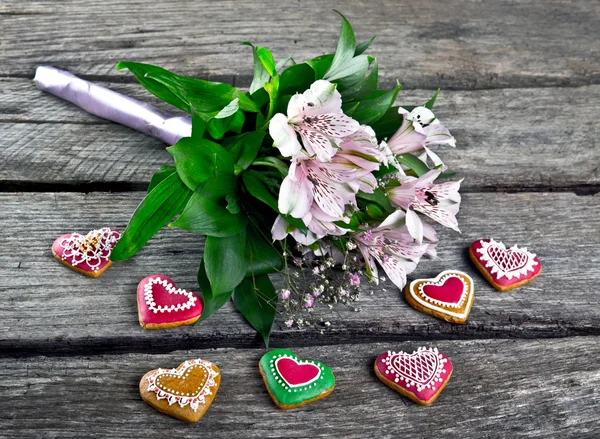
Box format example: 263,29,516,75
387,169,462,244
268,80,360,162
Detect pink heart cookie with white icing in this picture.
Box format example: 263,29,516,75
52,228,121,278
470,238,542,291
404,270,474,324
137,275,203,329
374,347,453,406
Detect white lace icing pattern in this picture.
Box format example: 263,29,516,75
146,359,219,412
143,277,198,314
382,347,448,392
476,238,538,280
58,228,121,272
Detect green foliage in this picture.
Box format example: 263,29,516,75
167,137,234,191
111,173,192,261
204,229,248,294
232,276,277,347
116,62,259,118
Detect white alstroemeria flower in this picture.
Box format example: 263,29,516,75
268,80,360,162
387,169,462,244
352,210,438,289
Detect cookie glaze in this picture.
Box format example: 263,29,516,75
470,238,541,291
137,275,203,329
51,228,120,277
259,349,335,409
405,270,474,324
140,359,220,422
375,347,452,405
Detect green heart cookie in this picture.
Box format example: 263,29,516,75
259,349,335,409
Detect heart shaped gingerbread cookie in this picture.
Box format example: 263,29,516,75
140,359,220,422
137,275,203,329
259,349,335,410
470,238,541,291
52,228,121,277
405,270,474,324
375,347,453,406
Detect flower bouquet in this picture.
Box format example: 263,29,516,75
36,12,461,345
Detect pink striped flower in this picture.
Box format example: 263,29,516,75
352,210,438,289
268,80,360,162
387,169,462,244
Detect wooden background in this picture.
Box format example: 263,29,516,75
1,0,599,437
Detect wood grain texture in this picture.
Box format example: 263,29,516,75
0,191,598,353
1,80,599,191
0,338,599,438
1,0,599,89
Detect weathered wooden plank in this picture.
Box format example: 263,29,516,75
0,192,598,353
0,338,599,438
1,80,599,191
1,0,599,89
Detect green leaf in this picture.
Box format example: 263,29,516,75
111,173,192,261
167,137,234,191
349,85,402,125
357,188,394,213
116,62,259,118
242,171,278,211
397,153,429,177
424,88,440,110
251,156,289,177
341,58,378,101
207,109,245,140
355,35,376,55
147,164,176,193
256,47,277,77
275,55,293,73
324,11,357,80
280,63,315,95
170,192,247,237
369,106,403,140
305,54,334,80
204,229,248,294
198,260,232,321
232,276,277,347
324,55,369,89
245,223,283,276
243,43,273,94
228,131,266,170
215,98,239,118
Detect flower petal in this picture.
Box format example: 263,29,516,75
423,123,456,147
269,113,302,157
278,174,313,219
387,115,427,154
299,128,337,162
306,113,360,139
303,80,342,115
271,215,289,241
405,208,424,244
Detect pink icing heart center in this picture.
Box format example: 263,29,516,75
422,276,465,304
275,358,321,387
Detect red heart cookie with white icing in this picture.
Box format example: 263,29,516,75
470,238,541,291
404,270,474,324
374,347,452,406
51,228,121,278
140,358,220,422
137,275,203,329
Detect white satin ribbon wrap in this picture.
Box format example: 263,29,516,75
34,66,191,145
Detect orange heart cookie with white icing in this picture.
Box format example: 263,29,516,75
404,270,474,324
140,359,220,423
